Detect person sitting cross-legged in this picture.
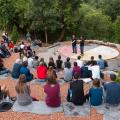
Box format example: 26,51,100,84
64,57,71,68
76,56,84,68
48,57,56,69
89,79,103,106
15,74,32,106
37,61,47,81
11,59,22,79
104,74,120,106
0,85,10,101
32,56,39,69
64,63,73,82
44,74,61,107
56,55,63,71
67,72,88,105
97,55,105,69
72,62,81,77
20,61,33,82
0,58,10,75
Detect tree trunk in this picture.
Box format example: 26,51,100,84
45,27,48,46
57,28,66,42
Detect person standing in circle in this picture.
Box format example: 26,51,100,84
80,36,85,55
72,34,77,53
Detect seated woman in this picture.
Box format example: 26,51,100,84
73,62,81,76
47,66,57,79
20,61,33,82
37,62,47,81
15,74,32,106
64,63,73,82
89,79,103,106
11,59,22,79
67,72,88,105
56,55,63,71
44,74,61,107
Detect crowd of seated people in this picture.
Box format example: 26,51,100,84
1,42,120,112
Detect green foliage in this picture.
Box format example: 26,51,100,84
116,71,120,83
112,16,120,43
0,0,120,43
11,25,19,44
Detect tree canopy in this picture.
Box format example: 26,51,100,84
0,0,120,43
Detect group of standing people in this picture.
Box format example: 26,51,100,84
72,34,85,55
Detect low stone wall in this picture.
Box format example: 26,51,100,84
84,40,120,52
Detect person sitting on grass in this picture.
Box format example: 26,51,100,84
44,74,61,107
20,61,33,82
15,74,32,106
11,59,22,79
67,72,88,105
89,79,103,106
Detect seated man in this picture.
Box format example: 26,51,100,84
11,59,22,79
76,56,84,68
86,56,97,66
20,61,33,82
88,62,100,79
67,72,88,105
33,56,39,69
104,74,120,106
97,55,105,69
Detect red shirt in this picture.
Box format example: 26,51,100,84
37,66,47,79
9,42,14,49
44,83,61,107
73,66,81,75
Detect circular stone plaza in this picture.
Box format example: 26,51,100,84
0,40,120,120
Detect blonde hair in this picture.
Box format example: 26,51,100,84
15,74,27,94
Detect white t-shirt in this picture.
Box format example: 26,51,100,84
88,65,100,79
20,44,25,49
76,60,84,68
28,58,33,67
23,56,28,62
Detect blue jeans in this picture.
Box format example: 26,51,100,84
72,45,77,53
80,46,84,55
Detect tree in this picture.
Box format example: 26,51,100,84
112,16,120,43
0,0,15,30
11,25,19,44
